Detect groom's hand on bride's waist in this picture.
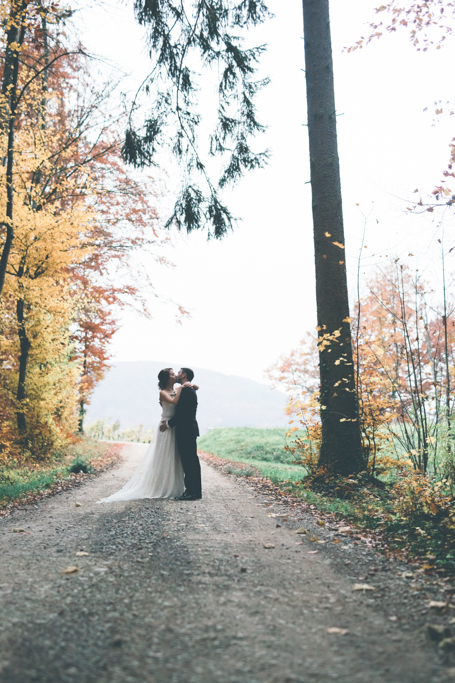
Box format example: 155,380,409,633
159,421,169,432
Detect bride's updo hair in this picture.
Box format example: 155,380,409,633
158,368,172,390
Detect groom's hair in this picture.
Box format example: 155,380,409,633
181,367,194,382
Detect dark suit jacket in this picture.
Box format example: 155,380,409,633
168,387,199,438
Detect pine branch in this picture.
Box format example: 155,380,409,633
123,0,272,238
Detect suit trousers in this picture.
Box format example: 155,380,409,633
176,428,202,498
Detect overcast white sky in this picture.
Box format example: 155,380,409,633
74,0,455,384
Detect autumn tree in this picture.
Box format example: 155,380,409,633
71,283,119,433
358,263,455,473
349,1,455,209
0,0,80,296
271,260,455,476
0,11,179,457
266,331,319,407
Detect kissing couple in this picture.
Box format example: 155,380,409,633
98,367,202,503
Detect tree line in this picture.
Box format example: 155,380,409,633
2,0,453,480
268,261,455,478
0,0,177,459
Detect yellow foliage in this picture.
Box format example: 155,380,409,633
281,332,400,478
0,111,93,458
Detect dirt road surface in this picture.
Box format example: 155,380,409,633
0,444,451,682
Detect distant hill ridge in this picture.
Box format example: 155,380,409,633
85,361,288,435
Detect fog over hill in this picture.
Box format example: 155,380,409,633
85,361,288,435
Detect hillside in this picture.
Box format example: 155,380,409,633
85,361,289,435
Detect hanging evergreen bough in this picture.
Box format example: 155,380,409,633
122,0,272,238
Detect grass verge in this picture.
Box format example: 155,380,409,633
0,438,122,514
199,427,455,575
198,428,298,463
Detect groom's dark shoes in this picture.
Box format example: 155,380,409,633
176,491,200,501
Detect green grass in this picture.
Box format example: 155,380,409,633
0,467,64,503
198,427,390,524
198,427,307,482
198,427,295,462
226,457,306,483
0,439,107,507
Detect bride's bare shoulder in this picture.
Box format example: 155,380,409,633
160,389,175,404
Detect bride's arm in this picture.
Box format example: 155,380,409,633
159,385,184,405
160,383,199,406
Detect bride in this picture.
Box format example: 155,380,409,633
97,368,196,502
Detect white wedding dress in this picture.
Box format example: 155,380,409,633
97,400,185,502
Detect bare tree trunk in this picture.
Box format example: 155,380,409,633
441,239,452,452
0,0,27,297
78,399,85,434
302,0,365,474
78,332,89,434
16,296,30,434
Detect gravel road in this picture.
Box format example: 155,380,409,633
0,443,452,682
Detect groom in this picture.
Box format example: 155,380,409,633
160,367,202,501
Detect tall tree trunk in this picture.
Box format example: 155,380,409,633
79,399,85,434
0,0,27,297
302,0,365,474
16,296,30,434
78,332,89,434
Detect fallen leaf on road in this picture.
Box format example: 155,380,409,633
76,551,89,557
428,624,451,641
295,528,308,535
440,637,455,651
316,520,325,527
317,540,327,544
61,566,79,574
276,524,282,528
428,601,450,614
12,529,24,533
309,536,319,542
263,544,275,549
75,502,83,507
353,584,376,592
326,627,348,635
308,550,319,555
333,539,340,544
339,527,351,533
389,616,398,622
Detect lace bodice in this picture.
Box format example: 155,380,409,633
161,399,176,421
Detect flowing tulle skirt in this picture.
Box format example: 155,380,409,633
97,426,185,503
